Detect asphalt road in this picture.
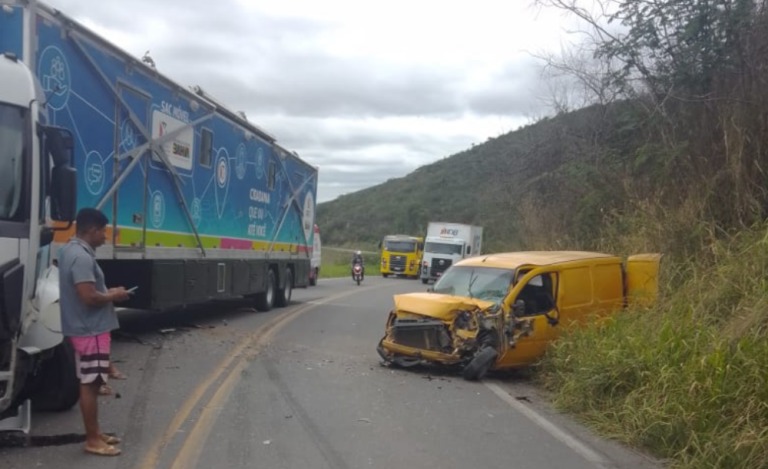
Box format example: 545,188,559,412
0,276,663,469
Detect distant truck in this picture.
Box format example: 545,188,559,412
380,235,423,278
420,223,483,284
0,1,317,431
309,224,321,286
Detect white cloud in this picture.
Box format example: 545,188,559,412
44,0,584,202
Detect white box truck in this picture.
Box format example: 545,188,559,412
420,222,483,284
0,0,318,431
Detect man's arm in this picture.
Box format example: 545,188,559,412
75,282,130,307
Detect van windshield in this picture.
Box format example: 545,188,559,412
0,103,26,221
433,266,513,303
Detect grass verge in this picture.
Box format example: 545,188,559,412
540,225,768,468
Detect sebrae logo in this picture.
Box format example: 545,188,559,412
440,227,459,237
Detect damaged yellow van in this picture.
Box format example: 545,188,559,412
377,251,660,380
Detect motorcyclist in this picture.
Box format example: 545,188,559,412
351,250,365,280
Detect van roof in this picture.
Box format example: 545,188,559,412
458,251,618,269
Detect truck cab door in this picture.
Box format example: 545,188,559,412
625,254,661,308
112,84,151,250
496,270,560,368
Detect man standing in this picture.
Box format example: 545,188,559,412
58,208,130,456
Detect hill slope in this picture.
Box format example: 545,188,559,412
317,101,650,250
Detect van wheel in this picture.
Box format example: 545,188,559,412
255,270,276,311
275,269,293,307
30,341,80,411
462,347,498,381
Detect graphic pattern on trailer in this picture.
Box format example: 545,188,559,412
31,16,317,254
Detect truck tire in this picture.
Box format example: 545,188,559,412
31,341,80,412
275,268,293,307
382,273,389,278
462,347,498,381
421,278,429,284
255,270,276,312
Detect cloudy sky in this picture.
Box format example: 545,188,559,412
43,0,583,202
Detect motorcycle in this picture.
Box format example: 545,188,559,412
352,262,364,286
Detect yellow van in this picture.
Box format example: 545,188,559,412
377,251,660,380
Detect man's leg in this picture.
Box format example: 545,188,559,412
80,381,104,448
71,334,121,455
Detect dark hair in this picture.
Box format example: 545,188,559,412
75,208,108,234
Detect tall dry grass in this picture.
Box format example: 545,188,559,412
541,218,768,468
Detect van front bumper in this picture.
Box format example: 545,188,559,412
378,338,464,366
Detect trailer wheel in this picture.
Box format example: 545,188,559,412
462,347,498,381
275,268,293,307
255,270,276,312
30,341,80,412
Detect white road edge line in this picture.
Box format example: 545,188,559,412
484,381,610,469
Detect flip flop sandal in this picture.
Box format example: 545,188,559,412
84,445,121,456
98,385,113,396
101,434,121,445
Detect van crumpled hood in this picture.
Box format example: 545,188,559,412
393,292,495,321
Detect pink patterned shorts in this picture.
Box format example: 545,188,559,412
69,333,111,384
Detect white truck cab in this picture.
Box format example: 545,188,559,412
0,51,78,432
420,222,483,284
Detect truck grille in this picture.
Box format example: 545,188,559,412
389,255,406,272
429,258,452,276
392,319,451,352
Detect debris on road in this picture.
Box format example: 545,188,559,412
183,323,215,329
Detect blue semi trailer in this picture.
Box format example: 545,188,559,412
0,0,318,430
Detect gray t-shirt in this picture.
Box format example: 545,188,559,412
58,237,119,337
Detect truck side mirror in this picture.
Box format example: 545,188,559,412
44,126,74,167
50,165,77,222
44,126,77,223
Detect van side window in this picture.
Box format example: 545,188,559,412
517,273,555,316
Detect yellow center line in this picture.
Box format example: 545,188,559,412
135,286,375,469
